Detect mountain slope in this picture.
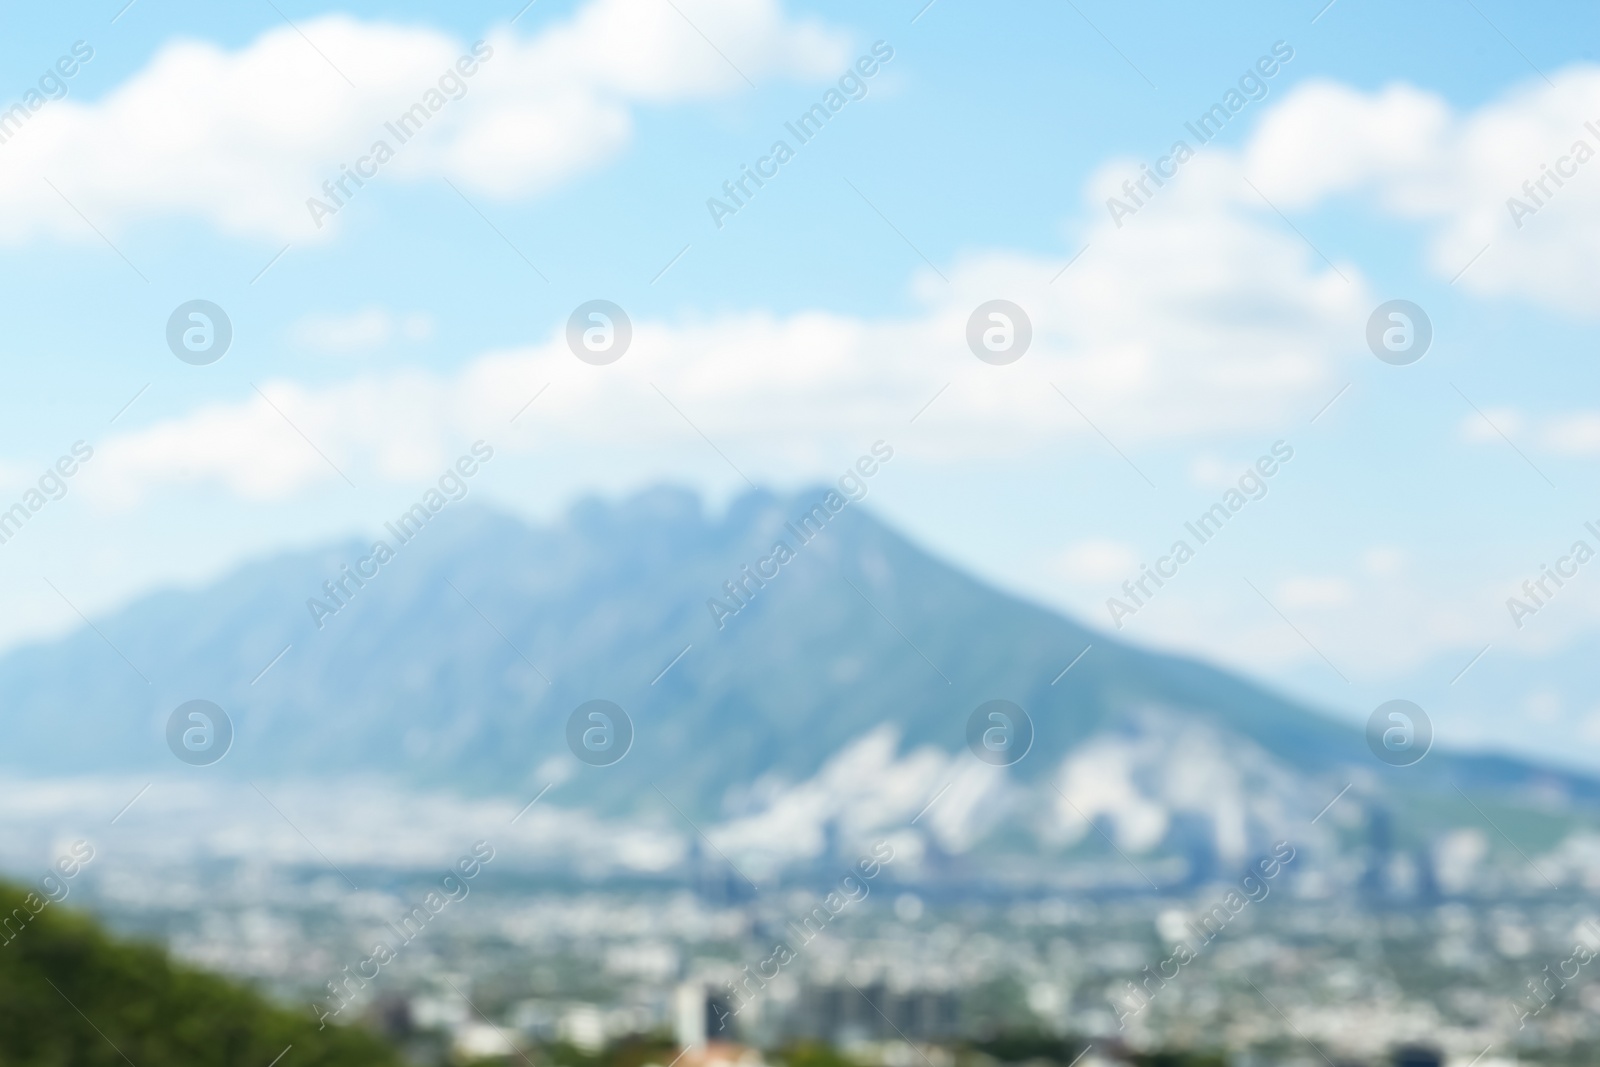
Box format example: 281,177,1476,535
0,487,1595,884
0,881,398,1066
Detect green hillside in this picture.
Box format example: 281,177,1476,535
0,883,398,1067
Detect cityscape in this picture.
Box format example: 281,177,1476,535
4,0,1600,1064
35,784,1600,1067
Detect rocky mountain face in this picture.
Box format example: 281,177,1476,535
1,488,1594,891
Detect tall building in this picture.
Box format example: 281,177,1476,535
1392,1044,1442,1067
676,982,736,1048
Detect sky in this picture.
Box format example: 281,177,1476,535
2,0,1600,772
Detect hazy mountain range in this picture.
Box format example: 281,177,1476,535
1,487,1596,892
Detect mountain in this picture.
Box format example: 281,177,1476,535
1,486,1596,889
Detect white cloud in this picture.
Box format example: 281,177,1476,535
1045,709,1308,862
91,388,339,501
1246,67,1600,314
1188,450,1285,490
1054,539,1139,584
1458,407,1525,442
1542,412,1600,454
1100,529,1577,685
0,0,849,243
86,183,1367,503
290,308,434,353
88,367,492,503
1360,546,1406,576
1523,688,1565,724
11,29,1371,503
705,726,1004,870
1452,407,1600,455
1187,455,1233,489
1277,576,1353,610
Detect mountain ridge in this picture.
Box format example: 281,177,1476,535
2,486,1597,888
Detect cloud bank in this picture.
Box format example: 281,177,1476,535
0,0,849,243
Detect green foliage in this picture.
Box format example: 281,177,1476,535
538,1040,602,1067
0,883,401,1067
771,1040,862,1067
598,1035,678,1067
964,1031,1088,1064
1125,1050,1229,1067
959,1034,1224,1067
530,1036,681,1067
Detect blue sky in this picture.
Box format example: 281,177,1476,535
4,0,1600,770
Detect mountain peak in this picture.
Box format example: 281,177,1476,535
0,488,1591,889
